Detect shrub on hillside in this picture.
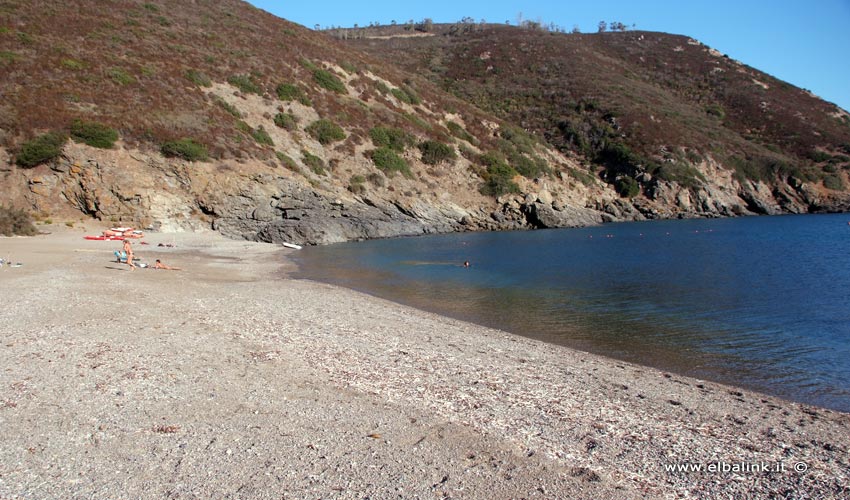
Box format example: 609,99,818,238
70,120,118,149
185,69,212,87
273,112,297,130
391,86,421,105
228,74,262,94
107,67,134,85
447,121,476,144
251,126,274,146
313,69,346,94
614,176,640,198
369,147,411,177
823,175,845,191
276,151,298,172
301,150,326,175
161,138,208,161
509,151,549,178
418,140,456,165
16,132,67,168
276,82,306,102
306,119,345,145
348,174,366,194
479,152,520,197
0,205,37,236
214,96,241,118
369,126,413,152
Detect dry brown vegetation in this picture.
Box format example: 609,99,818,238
0,0,500,165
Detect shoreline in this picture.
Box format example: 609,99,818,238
1,226,848,498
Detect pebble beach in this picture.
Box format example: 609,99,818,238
1,225,848,499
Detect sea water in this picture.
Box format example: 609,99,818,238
294,214,850,412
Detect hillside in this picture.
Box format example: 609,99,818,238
340,23,850,217
1,4,849,245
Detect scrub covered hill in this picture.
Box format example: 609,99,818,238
1,2,849,245
340,22,850,215
2,0,619,242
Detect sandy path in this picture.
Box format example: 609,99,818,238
0,226,847,499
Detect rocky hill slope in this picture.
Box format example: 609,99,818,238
340,23,850,217
2,3,849,244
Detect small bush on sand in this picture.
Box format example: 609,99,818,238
0,205,37,236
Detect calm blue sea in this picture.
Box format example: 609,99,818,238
293,214,850,412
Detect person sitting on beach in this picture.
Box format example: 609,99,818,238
154,259,181,270
123,239,135,271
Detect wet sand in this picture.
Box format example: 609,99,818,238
0,225,848,498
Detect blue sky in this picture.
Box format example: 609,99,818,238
247,1,850,112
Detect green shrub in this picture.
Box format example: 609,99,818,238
235,120,252,134
369,126,413,152
301,150,325,175
391,85,421,105
418,140,456,165
306,119,345,145
0,51,17,64
276,82,304,101
614,176,640,198
500,126,536,155
313,68,346,93
16,132,67,167
273,112,297,130
823,175,845,191
808,150,832,163
214,96,241,117
480,162,519,196
705,104,725,119
509,152,549,178
186,69,212,87
251,125,274,146
276,152,298,171
161,138,208,161
369,147,411,177
652,162,705,188
374,81,391,95
107,67,134,85
0,205,37,236
349,174,366,194
70,120,118,149
61,58,86,71
228,74,262,94
447,121,476,144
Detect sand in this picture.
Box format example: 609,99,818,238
1,225,848,499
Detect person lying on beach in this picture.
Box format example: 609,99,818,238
154,259,181,270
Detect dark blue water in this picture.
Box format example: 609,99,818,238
294,214,850,412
